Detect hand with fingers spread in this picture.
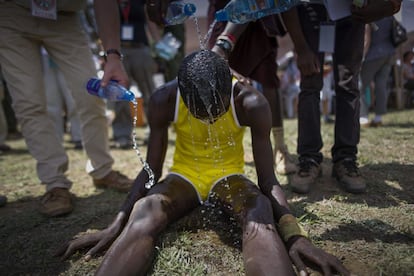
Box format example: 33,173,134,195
55,212,127,261
288,237,350,276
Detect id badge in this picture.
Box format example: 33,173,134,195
319,22,335,53
31,0,57,20
121,25,134,41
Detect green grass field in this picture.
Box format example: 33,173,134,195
0,108,413,275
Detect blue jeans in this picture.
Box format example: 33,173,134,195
360,55,394,118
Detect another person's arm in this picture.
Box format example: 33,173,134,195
363,24,372,59
145,0,171,26
93,0,129,88
211,22,248,59
56,81,177,261
282,8,320,76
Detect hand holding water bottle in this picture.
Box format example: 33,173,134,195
86,77,135,102
146,0,196,26
99,48,129,90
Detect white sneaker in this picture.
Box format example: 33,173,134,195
274,145,297,175
359,117,369,127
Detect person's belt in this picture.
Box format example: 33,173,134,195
121,41,146,48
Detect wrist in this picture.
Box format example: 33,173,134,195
215,38,234,57
277,214,309,243
218,33,237,45
104,48,124,62
387,0,402,14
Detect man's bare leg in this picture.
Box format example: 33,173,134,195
96,175,200,276
211,175,295,275
262,86,296,175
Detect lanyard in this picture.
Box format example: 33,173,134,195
119,0,131,24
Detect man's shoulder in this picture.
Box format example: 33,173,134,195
233,83,270,124
151,79,178,105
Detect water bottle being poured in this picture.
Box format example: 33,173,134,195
86,77,155,189
215,0,301,24
86,77,136,102
164,1,196,25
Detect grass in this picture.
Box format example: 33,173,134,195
0,108,413,275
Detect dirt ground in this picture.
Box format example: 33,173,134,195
0,109,413,275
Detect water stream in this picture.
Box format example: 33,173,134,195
131,100,155,189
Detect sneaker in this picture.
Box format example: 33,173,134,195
0,144,12,153
274,146,297,175
0,195,7,207
93,170,133,192
332,158,366,194
369,120,382,127
38,188,73,217
359,117,370,128
290,158,321,194
114,137,133,150
72,140,83,150
7,131,23,140
323,116,335,124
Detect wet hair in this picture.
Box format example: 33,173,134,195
178,49,232,122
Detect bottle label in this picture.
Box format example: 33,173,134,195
249,0,276,10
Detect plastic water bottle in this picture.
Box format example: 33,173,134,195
215,0,301,24
155,32,182,61
164,1,196,25
86,77,135,102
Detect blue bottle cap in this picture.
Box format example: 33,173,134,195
121,91,136,102
183,3,196,16
215,10,229,22
86,77,101,95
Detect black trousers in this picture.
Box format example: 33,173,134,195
296,4,365,164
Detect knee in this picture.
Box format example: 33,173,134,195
300,74,323,93
243,194,274,229
126,195,168,236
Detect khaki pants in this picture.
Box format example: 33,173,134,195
0,2,114,191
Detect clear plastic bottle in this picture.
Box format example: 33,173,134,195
155,32,182,61
86,77,135,102
164,1,196,25
215,0,301,24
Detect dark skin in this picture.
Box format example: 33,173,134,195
57,62,350,275
210,8,320,125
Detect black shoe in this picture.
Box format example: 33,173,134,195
0,144,12,152
324,116,335,124
332,158,366,194
0,195,7,207
73,141,83,150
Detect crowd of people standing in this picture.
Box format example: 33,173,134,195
0,0,409,274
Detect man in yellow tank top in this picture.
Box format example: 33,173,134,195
58,50,350,276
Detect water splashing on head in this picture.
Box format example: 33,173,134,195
178,50,232,124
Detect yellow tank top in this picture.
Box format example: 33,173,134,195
170,87,246,201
